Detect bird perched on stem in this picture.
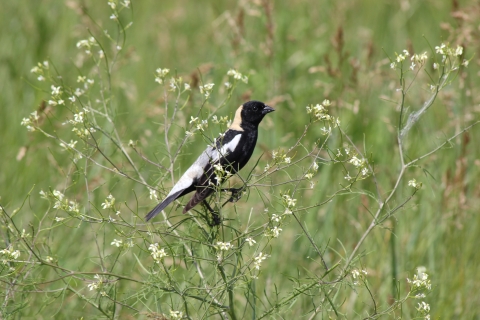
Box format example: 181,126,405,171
146,100,274,224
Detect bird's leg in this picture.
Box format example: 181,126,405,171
202,200,221,226
221,186,246,203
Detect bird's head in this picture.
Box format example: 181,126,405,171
239,100,275,127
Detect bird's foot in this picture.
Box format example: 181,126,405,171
202,200,222,226
210,211,222,226
222,187,246,203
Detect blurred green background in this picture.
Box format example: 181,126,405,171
1,0,479,318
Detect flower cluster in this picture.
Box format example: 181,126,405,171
391,43,467,72
253,252,269,270
87,274,103,291
148,243,168,263
188,116,209,133
101,194,116,209
20,111,40,132
408,179,422,190
435,43,462,57
168,76,189,92
48,85,65,107
108,0,130,9
216,241,234,251
265,149,293,172
149,188,158,201
408,268,432,319
111,238,134,249
304,160,319,180
0,245,21,264
30,61,49,81
390,49,428,70
40,189,81,217
351,268,368,285
407,270,431,291
76,37,98,55
169,310,183,319
417,301,431,317
199,83,215,99
227,69,248,84
342,147,370,182
245,237,256,247
154,68,170,84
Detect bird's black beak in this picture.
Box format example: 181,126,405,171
262,105,275,115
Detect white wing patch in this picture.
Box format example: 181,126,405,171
166,134,242,197
219,134,241,157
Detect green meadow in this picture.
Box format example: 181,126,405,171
1,0,479,318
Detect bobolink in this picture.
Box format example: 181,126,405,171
146,100,274,223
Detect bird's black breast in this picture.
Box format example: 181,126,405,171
219,129,258,172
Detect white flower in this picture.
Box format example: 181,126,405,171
148,243,168,263
408,179,421,189
390,62,396,69
253,252,268,270
189,116,198,124
149,188,158,201
21,118,32,126
282,194,297,208
169,310,183,319
321,126,331,135
184,83,191,91
271,226,282,238
216,241,233,251
284,157,291,164
245,237,256,247
351,269,360,279
53,190,65,201
407,272,431,290
433,63,438,70
199,83,215,98
110,14,117,20
454,45,463,56
271,214,280,222
435,43,446,54
87,282,98,291
101,194,115,209
349,156,364,168
111,239,122,247
361,167,369,176
344,172,352,181
396,52,406,62
51,85,62,96
0,246,21,262
417,301,430,313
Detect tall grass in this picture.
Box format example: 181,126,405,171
1,0,480,318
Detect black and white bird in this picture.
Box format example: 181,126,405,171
145,100,275,222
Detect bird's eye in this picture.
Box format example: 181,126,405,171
252,106,258,111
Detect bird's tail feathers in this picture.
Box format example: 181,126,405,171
145,190,183,221
183,187,214,213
